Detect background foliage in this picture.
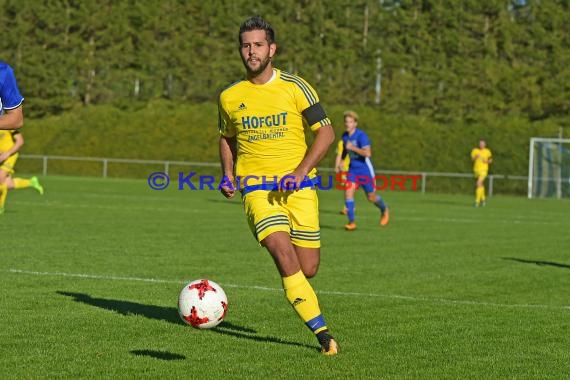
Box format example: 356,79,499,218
2,0,568,177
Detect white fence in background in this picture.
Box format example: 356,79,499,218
20,154,529,196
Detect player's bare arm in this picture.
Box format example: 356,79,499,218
334,154,343,173
219,135,237,199
280,125,335,191
0,106,23,130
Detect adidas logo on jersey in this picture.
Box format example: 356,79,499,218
237,103,247,111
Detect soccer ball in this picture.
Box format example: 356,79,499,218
178,279,228,329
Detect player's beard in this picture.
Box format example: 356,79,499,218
243,54,272,77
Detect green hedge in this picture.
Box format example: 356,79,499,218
19,101,563,194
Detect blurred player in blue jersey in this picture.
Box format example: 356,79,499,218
0,61,43,214
340,110,389,231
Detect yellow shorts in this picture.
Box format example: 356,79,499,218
242,188,320,248
474,170,488,182
0,153,18,175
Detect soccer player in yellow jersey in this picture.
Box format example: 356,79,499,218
0,61,43,214
334,139,350,215
0,130,44,208
471,138,492,207
218,16,338,355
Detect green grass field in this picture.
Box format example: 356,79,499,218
1,176,569,379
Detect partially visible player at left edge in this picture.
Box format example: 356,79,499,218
0,61,25,214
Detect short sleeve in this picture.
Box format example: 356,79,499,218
336,140,344,155
0,64,24,109
282,72,331,132
358,131,371,149
470,149,478,159
218,96,236,138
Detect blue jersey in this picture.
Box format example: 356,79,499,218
0,62,24,115
342,128,374,174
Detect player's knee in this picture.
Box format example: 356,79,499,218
262,234,300,272
304,271,317,279
367,193,376,202
302,263,319,278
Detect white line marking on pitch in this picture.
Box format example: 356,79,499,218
6,268,569,311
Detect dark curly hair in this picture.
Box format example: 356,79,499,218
238,16,275,45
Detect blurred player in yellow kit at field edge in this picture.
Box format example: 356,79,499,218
470,138,492,207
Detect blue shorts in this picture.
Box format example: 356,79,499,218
346,164,376,194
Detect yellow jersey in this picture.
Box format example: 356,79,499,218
471,147,492,173
336,140,350,171
0,129,18,151
218,69,331,187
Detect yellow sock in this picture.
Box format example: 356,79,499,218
13,178,31,189
480,186,486,202
475,186,483,203
282,270,328,334
0,183,8,208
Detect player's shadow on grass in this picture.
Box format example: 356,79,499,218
502,257,570,269
57,291,181,324
57,291,315,351
130,349,185,361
